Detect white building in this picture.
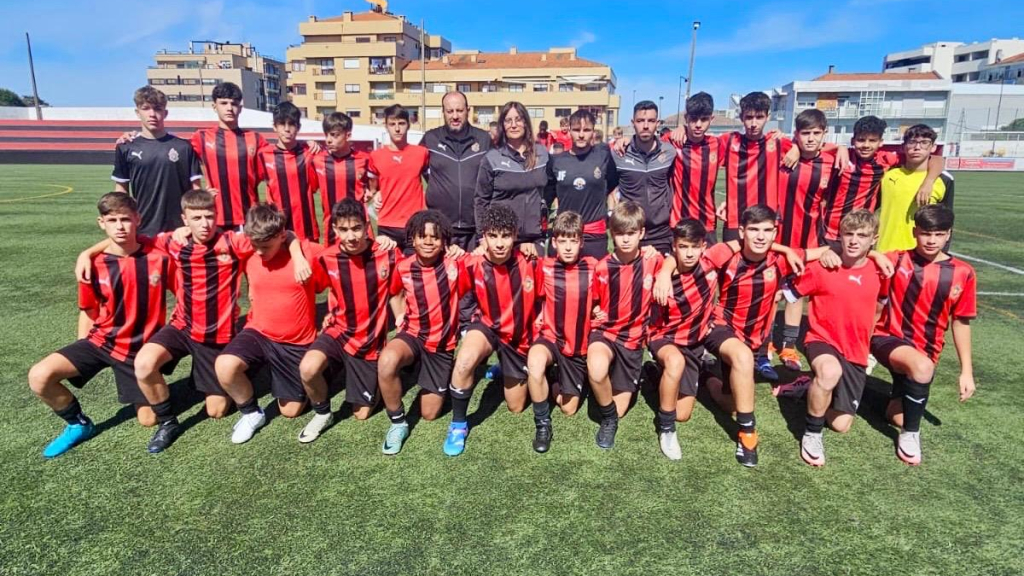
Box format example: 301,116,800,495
979,52,1024,85
771,71,950,143
883,38,1024,82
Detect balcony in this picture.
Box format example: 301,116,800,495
819,107,947,120
369,66,395,76
369,91,395,100
314,92,337,101
312,67,336,77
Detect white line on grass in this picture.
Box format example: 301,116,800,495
950,252,1024,276
978,292,1024,297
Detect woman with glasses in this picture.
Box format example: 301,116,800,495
475,101,550,257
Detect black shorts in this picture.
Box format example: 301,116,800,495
722,228,741,243
870,335,922,397
466,323,528,382
395,332,454,396
534,338,587,398
58,340,146,405
377,225,412,255
221,328,307,402
309,333,379,407
704,325,751,395
805,341,867,415
588,334,643,394
649,339,704,397
581,233,609,259
148,325,227,396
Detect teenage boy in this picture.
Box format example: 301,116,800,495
258,102,320,242
378,209,470,455
551,117,573,151
296,199,401,443
775,109,836,371
216,204,325,444
312,112,373,246
28,193,175,458
820,116,944,248
783,210,889,466
112,86,203,236
545,109,619,259
189,82,269,229
443,204,539,457
648,219,737,459
368,104,430,253
526,211,598,453
536,120,555,150
587,201,665,449
610,101,677,254
871,204,975,465
877,125,954,253
670,92,723,245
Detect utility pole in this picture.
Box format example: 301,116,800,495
420,19,426,129
676,75,685,127
993,64,1009,155
26,33,43,120
685,21,700,100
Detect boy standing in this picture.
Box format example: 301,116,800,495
258,102,320,242
190,82,268,229
28,193,175,458
368,104,430,253
215,204,325,444
526,211,598,453
783,210,889,466
112,86,202,236
871,204,975,465
296,199,401,443
669,92,723,245
312,112,373,245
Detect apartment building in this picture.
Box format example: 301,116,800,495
147,41,284,111
285,9,619,132
882,38,1024,82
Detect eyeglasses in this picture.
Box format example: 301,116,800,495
905,139,933,149
503,116,525,126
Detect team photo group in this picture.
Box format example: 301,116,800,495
26,79,976,469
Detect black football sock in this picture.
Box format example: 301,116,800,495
737,411,756,434
901,378,931,433
533,400,551,425
237,396,260,415
386,406,407,425
598,401,618,421
312,400,331,416
782,324,801,350
55,397,90,426
805,414,825,434
151,399,177,425
450,387,471,424
657,409,677,433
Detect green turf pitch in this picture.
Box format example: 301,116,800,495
1,165,1022,576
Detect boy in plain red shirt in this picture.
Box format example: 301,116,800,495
368,104,429,254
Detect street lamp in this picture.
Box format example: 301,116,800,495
676,75,686,127
685,21,700,100
659,96,664,121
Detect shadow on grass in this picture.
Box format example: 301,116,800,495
467,362,505,428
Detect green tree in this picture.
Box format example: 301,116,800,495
1000,118,1024,131
0,88,26,106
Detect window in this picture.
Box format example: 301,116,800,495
431,83,448,93
558,83,573,92
528,108,544,119
476,107,496,123
182,78,199,85
203,95,213,102
369,57,394,75
150,78,165,85
292,84,307,96
426,107,442,119
407,83,422,93
382,36,396,42
457,83,472,93
346,109,362,118
167,95,180,101
555,108,571,118
582,83,602,92
507,83,525,93
972,50,989,61
345,84,360,93
343,58,359,69
218,60,232,69
291,61,306,72
533,83,549,92
319,58,334,70
202,78,219,85
955,54,970,63
482,83,498,92
356,36,371,43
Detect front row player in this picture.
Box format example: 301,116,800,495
783,209,889,466
871,204,976,465
28,193,175,458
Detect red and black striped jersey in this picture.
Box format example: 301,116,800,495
777,151,835,249
466,253,540,355
592,254,664,350
315,243,399,360
536,256,598,357
670,137,723,230
391,255,472,352
259,142,320,242
712,249,801,349
822,151,900,241
190,128,267,228
721,133,792,229
312,149,371,244
650,243,736,347
154,231,254,346
78,245,176,362
875,251,976,363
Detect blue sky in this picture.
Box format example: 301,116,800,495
2,0,1024,114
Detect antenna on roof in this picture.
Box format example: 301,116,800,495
367,0,388,13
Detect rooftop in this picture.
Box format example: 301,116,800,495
813,71,943,81
405,50,603,71
997,52,1024,65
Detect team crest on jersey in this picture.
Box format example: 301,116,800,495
951,284,962,299
657,152,668,163
471,142,481,153
556,170,567,182
764,268,776,281
709,152,718,165
707,270,717,283
643,274,654,290
168,148,179,162
594,166,602,179
247,146,256,156
447,264,458,278
149,272,162,286
820,176,830,189
766,140,776,152
523,277,534,293
217,253,232,263
573,177,586,191
379,265,390,279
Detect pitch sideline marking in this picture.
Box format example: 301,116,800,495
978,302,1022,322
0,184,74,204
978,292,1024,297
957,229,1024,245
950,252,1024,276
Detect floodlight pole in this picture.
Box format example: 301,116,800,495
676,75,684,127
685,21,700,100
26,33,43,120
993,64,1009,155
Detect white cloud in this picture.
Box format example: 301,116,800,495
569,31,597,49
